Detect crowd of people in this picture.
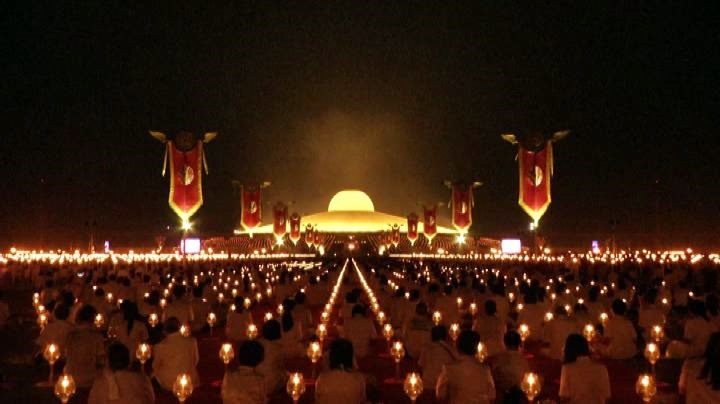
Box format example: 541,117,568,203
0,253,719,403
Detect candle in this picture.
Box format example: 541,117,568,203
219,343,235,365
519,323,530,342
644,342,660,365
449,323,461,342
54,374,76,404
247,323,258,339
432,311,442,325
148,313,159,328
286,372,305,403
136,343,152,366
521,372,542,401
403,372,424,402
635,374,657,403
476,342,487,362
583,324,596,342
173,373,194,403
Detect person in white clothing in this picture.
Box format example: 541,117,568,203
64,305,106,388
601,299,637,359
683,300,716,358
163,286,194,325
222,339,267,404
256,320,286,393
88,343,154,404
473,299,506,357
109,301,148,354
341,304,378,358
418,326,456,389
36,304,74,354
542,306,580,360
491,330,530,400
559,334,611,404
226,297,254,341
152,317,200,390
315,338,366,404
436,330,496,404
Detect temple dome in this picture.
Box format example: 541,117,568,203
327,189,375,212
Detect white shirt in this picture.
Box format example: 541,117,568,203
474,315,506,356
419,341,456,388
543,317,580,360
603,316,637,359
256,339,285,393
37,319,75,352
490,350,530,393
315,369,366,404
559,356,611,404
341,316,377,358
684,318,716,357
64,326,105,388
222,366,267,404
88,370,154,404
163,299,194,324
226,311,253,341
436,356,496,404
152,332,200,390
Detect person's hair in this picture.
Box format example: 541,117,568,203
409,289,420,301
415,302,428,316
431,325,448,342
457,330,481,356
588,286,600,302
76,304,97,324
523,292,537,305
563,334,590,363
94,288,105,297
192,286,203,298
689,299,709,320
294,292,306,304
611,299,627,316
233,297,245,313
165,317,180,334
173,285,185,299
707,294,719,317
281,311,295,332
699,332,720,390
262,319,282,340
352,304,366,317
346,292,358,304
644,289,658,305
485,299,497,316
120,301,140,334
107,343,130,371
237,340,264,368
53,304,70,321
504,330,521,350
329,338,354,370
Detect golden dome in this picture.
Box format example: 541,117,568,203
327,189,375,212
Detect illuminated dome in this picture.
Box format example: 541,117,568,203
327,190,375,212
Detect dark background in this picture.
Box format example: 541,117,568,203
2,2,719,250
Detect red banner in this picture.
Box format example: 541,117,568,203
518,142,553,224
272,202,288,239
289,213,301,244
423,205,438,242
167,141,204,220
240,186,263,231
305,224,314,248
407,213,419,245
391,224,400,247
451,184,473,232
314,230,323,248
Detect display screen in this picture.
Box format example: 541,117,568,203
501,239,522,254
181,238,201,254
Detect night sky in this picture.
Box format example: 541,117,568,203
2,2,719,250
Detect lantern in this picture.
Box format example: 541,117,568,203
219,343,235,366
286,372,305,403
449,323,460,342
37,313,48,330
207,312,217,336
173,373,194,403
377,311,386,325
264,312,273,322
456,297,463,310
277,304,284,315
650,324,664,343
136,343,152,369
94,313,105,329
403,372,424,402
469,302,478,317
521,372,542,402
476,342,487,363
247,323,258,339
54,374,76,404
432,311,442,326
307,341,322,378
518,323,530,343
645,342,660,368
180,324,191,337
148,313,159,328
390,340,405,379
544,312,554,322
635,374,657,403
383,323,394,349
583,324,596,343
43,343,61,384
320,311,329,324
317,324,327,343
243,297,252,310
599,312,609,326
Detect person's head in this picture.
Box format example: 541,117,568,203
76,304,97,324
457,330,481,356
329,338,354,370
563,333,590,363
281,311,294,332
352,304,366,318
611,299,627,316
523,292,537,305
107,343,130,371
588,286,600,302
294,292,306,305
689,299,709,320
53,304,70,321
165,317,180,334
409,289,420,301
173,285,185,299
237,340,265,368
644,289,658,305
707,294,719,317
233,296,245,313
192,286,203,298
431,325,448,342
415,302,428,316
262,319,282,341
485,299,497,316
504,330,522,351
346,292,358,304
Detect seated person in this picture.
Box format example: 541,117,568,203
402,302,434,359
222,340,267,404
491,330,531,398
418,325,456,389
559,334,611,404
256,320,286,393
436,330,496,404
88,343,154,404
64,305,105,388
152,317,200,390
315,338,366,404
601,299,637,359
341,304,378,358
37,304,74,353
